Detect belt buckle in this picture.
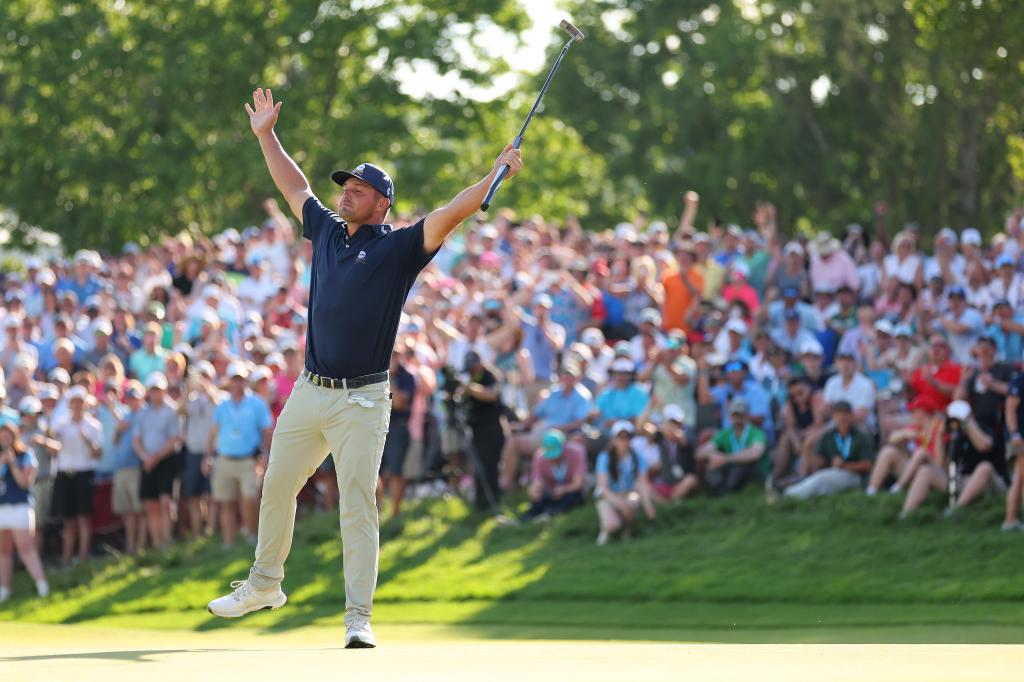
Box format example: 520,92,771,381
312,373,321,387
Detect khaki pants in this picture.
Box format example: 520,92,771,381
248,375,391,623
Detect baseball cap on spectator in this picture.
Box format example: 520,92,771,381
996,253,1016,269
730,261,750,280
568,343,593,362
665,335,683,351
611,420,635,437
143,321,162,336
479,224,499,240
723,359,747,374
227,362,250,380
782,286,800,299
936,227,958,245
873,319,894,336
147,302,166,320
961,228,982,246
612,341,632,358
191,361,216,379
729,397,749,415
662,404,686,424
5,290,25,304
947,285,966,299
125,381,145,399
993,298,1011,310
37,269,56,287
947,400,971,420
639,308,662,326
2,314,20,330
13,353,36,372
0,412,20,429
833,400,853,413
66,385,88,402
569,257,589,273
37,384,59,402
250,366,273,385
145,372,168,391
265,352,286,371
331,162,395,206
581,327,605,347
610,358,635,373
783,241,804,257
893,324,913,338
647,220,669,236
614,223,635,240
692,231,710,244
783,309,800,322
541,430,566,460
24,256,42,270
17,396,42,416
725,319,748,335
93,318,114,336
559,362,582,378
533,293,554,309
799,339,824,356
49,368,71,386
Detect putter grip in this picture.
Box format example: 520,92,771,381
480,164,511,212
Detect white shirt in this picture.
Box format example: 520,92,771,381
988,274,1024,310
823,373,877,429
53,414,103,473
884,254,921,284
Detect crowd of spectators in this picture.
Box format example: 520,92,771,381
2,192,1024,602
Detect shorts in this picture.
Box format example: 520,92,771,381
181,451,211,499
111,468,143,515
211,456,260,502
403,438,424,480
0,503,35,531
140,455,178,501
32,479,53,528
380,420,411,477
651,481,676,499
52,470,95,519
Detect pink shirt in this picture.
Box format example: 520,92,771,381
810,251,859,292
273,372,296,418
530,441,587,493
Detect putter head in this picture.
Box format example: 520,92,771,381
559,19,585,42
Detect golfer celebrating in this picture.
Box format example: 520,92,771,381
207,88,523,648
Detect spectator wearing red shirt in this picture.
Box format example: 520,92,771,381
908,334,961,413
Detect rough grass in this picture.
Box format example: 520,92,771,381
3,487,1023,642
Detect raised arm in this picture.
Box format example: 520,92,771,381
423,144,523,253
245,88,314,220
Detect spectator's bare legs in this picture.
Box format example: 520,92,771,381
61,518,76,566
241,494,259,541
387,475,407,518
867,445,907,491
670,474,700,500
772,431,799,479
123,510,142,555
901,464,946,517
798,427,826,477
954,462,995,509
145,496,172,547
596,499,622,536
220,500,240,548
1004,455,1024,525
11,529,46,586
75,514,91,563
894,449,930,490
0,532,12,591
186,496,205,539
499,431,540,491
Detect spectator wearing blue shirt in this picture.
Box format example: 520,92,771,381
710,360,774,443
498,364,592,492
936,285,984,364
0,416,49,601
987,299,1024,363
55,250,103,304
204,363,273,549
517,294,566,402
593,359,650,434
109,381,147,555
770,309,818,358
766,288,822,332
594,421,655,546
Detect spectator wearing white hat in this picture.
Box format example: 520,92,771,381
51,385,103,567
4,354,38,409
770,309,818,358
133,372,182,548
628,307,666,369
809,233,859,293
1,314,39,379
80,318,115,371
987,253,1024,310
109,381,147,555
594,420,655,546
714,317,753,365
647,404,698,501
592,359,649,436
181,362,219,540
579,327,613,385
923,227,964,285
204,362,273,549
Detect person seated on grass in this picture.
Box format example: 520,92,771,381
647,404,698,502
521,430,586,522
772,375,828,484
784,401,873,499
1001,369,1024,531
899,400,1008,519
866,398,944,496
696,397,766,496
594,420,656,546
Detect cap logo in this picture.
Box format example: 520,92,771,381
354,163,366,175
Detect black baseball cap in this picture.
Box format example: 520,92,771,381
331,162,395,206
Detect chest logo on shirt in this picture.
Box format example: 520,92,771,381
356,250,368,264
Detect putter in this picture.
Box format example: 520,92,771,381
480,19,584,211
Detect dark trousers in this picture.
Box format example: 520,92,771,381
522,490,584,520
470,420,505,510
706,461,757,496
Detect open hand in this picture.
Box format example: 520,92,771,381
245,88,281,135
494,144,523,179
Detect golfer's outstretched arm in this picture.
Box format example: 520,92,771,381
245,88,313,220
423,144,522,253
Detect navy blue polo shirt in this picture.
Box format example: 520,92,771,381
303,196,438,379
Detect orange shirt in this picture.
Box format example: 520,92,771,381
661,268,704,333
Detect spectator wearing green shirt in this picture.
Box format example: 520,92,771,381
696,397,766,495
784,401,874,499
129,322,167,382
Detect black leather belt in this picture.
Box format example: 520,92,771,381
301,368,388,390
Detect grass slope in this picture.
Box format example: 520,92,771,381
2,488,1024,642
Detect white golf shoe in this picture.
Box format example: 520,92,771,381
207,579,287,618
345,615,376,649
